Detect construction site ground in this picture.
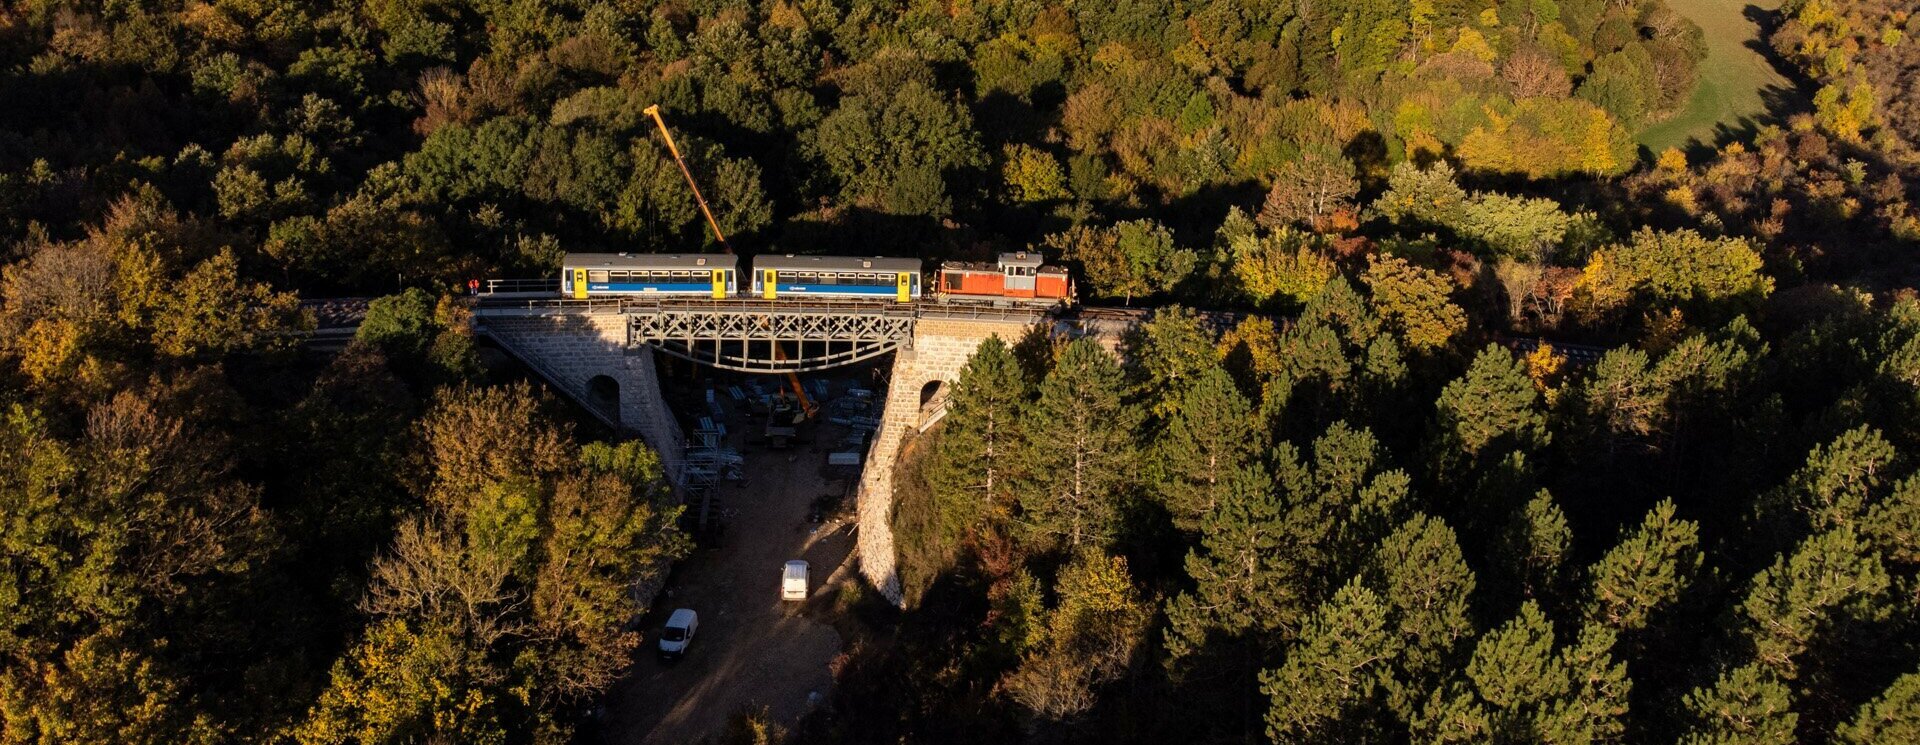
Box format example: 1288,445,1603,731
595,380,867,744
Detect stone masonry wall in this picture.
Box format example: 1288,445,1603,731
856,316,1039,603
477,314,686,486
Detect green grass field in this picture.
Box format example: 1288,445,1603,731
1635,0,1797,154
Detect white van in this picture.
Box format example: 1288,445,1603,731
658,608,697,661
782,560,810,601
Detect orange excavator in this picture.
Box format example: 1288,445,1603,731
644,105,815,419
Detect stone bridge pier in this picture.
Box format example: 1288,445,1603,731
854,315,1042,602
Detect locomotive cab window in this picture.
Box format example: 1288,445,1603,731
945,273,965,290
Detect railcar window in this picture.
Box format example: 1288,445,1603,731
610,271,629,281
588,270,609,282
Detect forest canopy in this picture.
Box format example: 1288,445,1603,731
3,0,1920,743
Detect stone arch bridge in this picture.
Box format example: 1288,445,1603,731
468,296,1148,602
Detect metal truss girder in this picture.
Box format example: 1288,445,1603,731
647,338,901,373
630,306,915,344
627,300,917,372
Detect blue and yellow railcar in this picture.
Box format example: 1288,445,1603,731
561,253,738,299
750,255,922,303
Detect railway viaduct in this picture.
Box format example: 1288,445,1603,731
464,298,1134,603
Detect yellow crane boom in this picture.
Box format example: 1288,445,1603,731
643,104,732,254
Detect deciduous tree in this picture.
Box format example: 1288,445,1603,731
1257,150,1359,231
1003,550,1152,721
1364,255,1466,352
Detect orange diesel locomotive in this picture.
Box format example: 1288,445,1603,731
934,252,1073,305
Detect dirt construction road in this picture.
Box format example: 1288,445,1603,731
598,421,858,744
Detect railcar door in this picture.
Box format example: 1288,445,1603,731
762,269,778,299
1004,265,1036,296
896,272,912,302
571,268,588,299
711,269,727,298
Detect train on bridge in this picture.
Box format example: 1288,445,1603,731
557,251,1073,305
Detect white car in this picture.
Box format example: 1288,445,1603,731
782,560,810,601
658,608,697,660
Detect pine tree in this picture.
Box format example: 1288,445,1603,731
1163,467,1288,663
1419,613,1630,745
1412,682,1493,744
1835,670,1920,745
1861,475,1919,568
1276,422,1412,603
1584,499,1701,632
929,336,1030,541
1149,364,1267,531
1533,624,1631,744
1166,420,1409,669
1366,514,1477,720
1013,338,1142,553
1435,344,1548,459
1467,602,1566,712
1261,581,1400,743
1679,664,1798,745
1739,526,1892,677
1753,426,1897,548
1277,278,1409,419
1500,490,1573,601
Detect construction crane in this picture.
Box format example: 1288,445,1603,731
643,104,815,418
643,104,732,255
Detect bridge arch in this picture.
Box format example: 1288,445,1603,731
919,379,946,408
586,374,621,424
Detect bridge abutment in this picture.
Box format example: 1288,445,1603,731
476,313,686,485
855,316,1040,603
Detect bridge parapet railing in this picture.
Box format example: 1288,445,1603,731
626,298,921,319
472,297,632,315
478,278,562,297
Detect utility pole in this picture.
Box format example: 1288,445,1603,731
643,104,732,254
